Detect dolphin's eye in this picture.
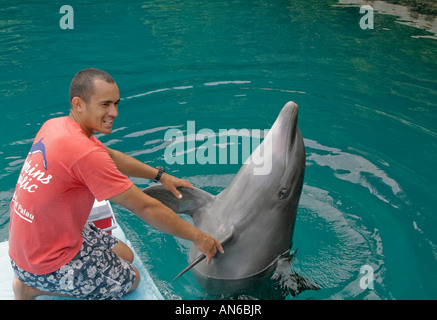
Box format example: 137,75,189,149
279,187,288,199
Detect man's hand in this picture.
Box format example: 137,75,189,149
158,174,223,263
160,173,193,199
194,231,225,265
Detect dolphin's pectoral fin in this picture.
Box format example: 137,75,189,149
142,185,214,216
272,251,321,297
277,269,321,297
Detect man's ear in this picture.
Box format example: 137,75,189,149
71,96,86,112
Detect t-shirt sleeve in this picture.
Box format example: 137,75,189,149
71,146,134,201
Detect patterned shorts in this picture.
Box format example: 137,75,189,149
11,222,136,300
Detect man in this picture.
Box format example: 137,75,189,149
9,68,223,300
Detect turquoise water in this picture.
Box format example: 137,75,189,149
1,1,436,299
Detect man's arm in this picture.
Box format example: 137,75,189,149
104,146,158,179
109,184,223,264
104,146,192,199
104,146,223,262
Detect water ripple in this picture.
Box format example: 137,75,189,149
305,138,405,207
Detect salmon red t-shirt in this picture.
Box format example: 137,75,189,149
9,116,133,275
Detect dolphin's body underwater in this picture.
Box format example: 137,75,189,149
144,101,318,297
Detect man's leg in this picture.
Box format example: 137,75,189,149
112,240,140,294
12,277,71,300
112,240,134,263
12,241,139,300
12,242,140,300
12,224,140,300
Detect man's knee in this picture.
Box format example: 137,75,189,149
112,240,134,263
112,241,139,296
128,266,140,294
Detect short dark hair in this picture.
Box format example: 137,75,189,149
69,68,115,104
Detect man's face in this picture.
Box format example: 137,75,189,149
81,79,120,136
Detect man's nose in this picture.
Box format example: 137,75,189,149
108,104,118,117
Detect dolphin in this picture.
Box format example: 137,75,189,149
28,138,48,170
144,101,318,297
